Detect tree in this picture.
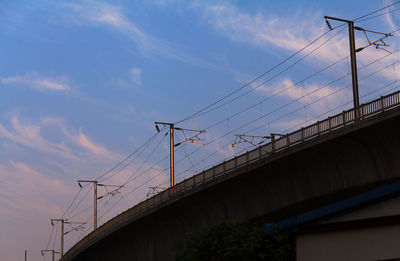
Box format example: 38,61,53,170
175,222,294,261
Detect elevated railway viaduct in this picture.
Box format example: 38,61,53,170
62,91,400,261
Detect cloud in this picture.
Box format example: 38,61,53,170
259,78,348,104
0,160,71,223
0,115,121,162
130,67,142,85
0,159,75,261
1,72,72,91
75,131,120,161
61,2,150,51
60,2,230,71
200,3,399,69
0,116,79,161
200,4,345,61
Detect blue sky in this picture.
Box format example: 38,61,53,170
1,1,400,260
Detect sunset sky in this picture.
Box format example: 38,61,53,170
1,1,400,260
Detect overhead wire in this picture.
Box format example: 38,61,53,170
182,47,399,159
45,225,54,251
97,130,162,182
97,134,170,222
185,26,347,120
354,0,400,21
64,186,93,221
55,130,165,238
60,188,82,219
96,131,163,182
55,11,345,243
184,79,400,177
54,3,400,253
283,81,400,134
178,55,400,176
169,27,350,170
174,24,347,125
356,6,400,23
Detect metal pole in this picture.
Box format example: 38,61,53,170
348,20,360,119
25,250,27,261
170,124,174,187
52,250,55,261
61,220,64,257
94,181,97,230
325,16,360,119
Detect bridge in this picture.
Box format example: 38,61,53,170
61,90,400,261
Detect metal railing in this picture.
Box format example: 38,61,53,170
62,90,400,260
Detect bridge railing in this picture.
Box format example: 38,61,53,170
63,89,400,260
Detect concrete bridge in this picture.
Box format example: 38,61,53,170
61,90,400,261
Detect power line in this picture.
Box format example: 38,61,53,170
60,188,82,219
170,5,400,149
284,81,399,134
53,4,400,253
354,1,400,21
95,133,170,222
177,56,400,176
45,225,54,251
181,79,400,177
174,26,344,125
53,15,346,248
97,130,162,182
187,27,347,120
172,47,398,171
356,6,400,23
96,131,162,182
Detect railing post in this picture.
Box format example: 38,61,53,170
301,127,304,141
381,96,385,112
286,134,290,148
317,121,320,135
328,117,332,130
271,134,276,152
342,111,346,126
361,103,365,117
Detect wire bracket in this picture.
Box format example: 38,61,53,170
232,134,271,148
146,186,167,198
354,27,393,53
63,221,86,235
174,128,206,147
97,184,124,200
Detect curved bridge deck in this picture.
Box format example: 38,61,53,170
62,90,400,261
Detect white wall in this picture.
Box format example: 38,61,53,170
296,224,400,261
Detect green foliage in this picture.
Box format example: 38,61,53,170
175,222,294,261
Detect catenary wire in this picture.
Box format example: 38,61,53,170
174,25,346,125
178,57,400,175
53,4,400,253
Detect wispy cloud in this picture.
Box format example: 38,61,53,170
0,115,121,162
200,3,399,68
1,72,72,91
259,78,349,104
59,1,230,71
75,131,121,161
130,67,142,86
61,2,150,51
0,116,79,161
200,4,351,63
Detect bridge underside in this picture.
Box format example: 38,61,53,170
67,108,400,261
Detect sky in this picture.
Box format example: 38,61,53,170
1,0,400,260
